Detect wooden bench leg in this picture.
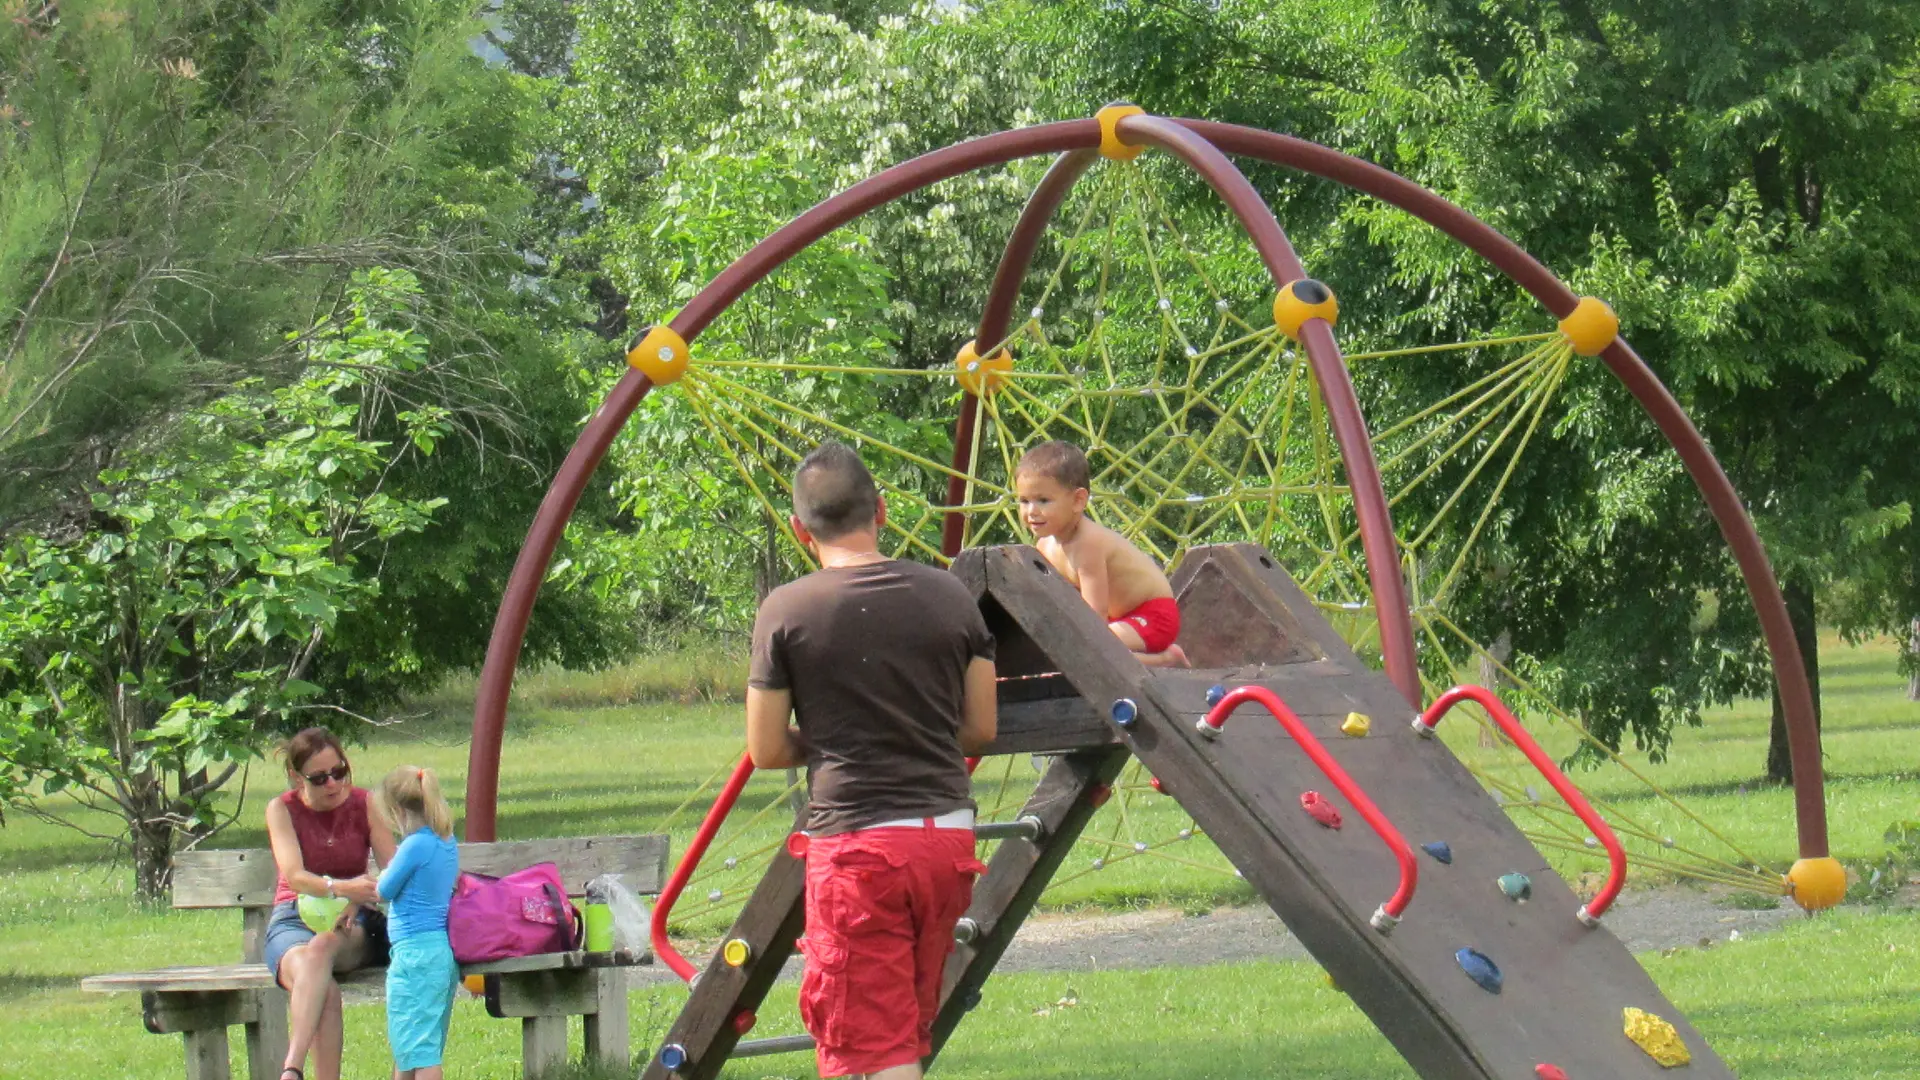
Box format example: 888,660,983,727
245,986,289,1080
522,1015,570,1079
583,968,629,1071
183,1028,233,1080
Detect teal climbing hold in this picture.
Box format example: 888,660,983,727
1497,872,1533,901
1455,948,1502,994
1422,841,1453,864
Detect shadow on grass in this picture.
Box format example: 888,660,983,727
0,972,84,1003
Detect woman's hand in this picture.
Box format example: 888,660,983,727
335,875,380,905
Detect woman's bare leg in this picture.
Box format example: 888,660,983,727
279,933,343,1075
311,982,345,1080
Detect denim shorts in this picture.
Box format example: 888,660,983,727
264,900,391,981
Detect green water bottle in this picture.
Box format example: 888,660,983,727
584,879,613,952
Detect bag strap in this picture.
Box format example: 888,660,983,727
543,881,581,950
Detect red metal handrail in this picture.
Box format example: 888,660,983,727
652,753,758,982
1414,684,1626,926
1196,685,1418,932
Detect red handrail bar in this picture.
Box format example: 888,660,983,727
652,752,759,983
1196,685,1418,932
1413,684,1626,926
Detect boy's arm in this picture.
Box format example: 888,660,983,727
746,687,807,769
957,656,998,754
1071,533,1113,620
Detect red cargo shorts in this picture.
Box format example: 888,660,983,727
1112,596,1182,654
798,822,986,1077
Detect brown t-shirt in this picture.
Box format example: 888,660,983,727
749,558,995,836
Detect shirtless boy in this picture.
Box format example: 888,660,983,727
1014,440,1188,667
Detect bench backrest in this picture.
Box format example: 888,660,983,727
171,834,672,910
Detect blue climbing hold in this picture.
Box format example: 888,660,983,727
660,1043,690,1071
1455,948,1502,994
1205,684,1226,708
1422,841,1453,864
1497,872,1533,902
1111,698,1139,728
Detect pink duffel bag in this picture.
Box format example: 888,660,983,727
447,862,582,963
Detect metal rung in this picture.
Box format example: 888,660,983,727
733,1034,816,1058
973,815,1045,842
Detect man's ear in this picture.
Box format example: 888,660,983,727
790,514,814,551
874,493,888,530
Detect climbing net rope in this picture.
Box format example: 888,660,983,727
638,159,1786,938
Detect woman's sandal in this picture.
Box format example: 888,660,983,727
279,1069,303,1080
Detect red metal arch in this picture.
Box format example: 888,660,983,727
462,114,1827,865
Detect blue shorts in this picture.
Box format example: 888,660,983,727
386,934,458,1070
263,900,391,982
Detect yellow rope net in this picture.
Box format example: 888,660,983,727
640,160,1786,933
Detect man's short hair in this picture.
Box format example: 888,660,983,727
1016,440,1090,492
793,441,880,541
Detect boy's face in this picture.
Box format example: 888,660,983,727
1015,470,1088,539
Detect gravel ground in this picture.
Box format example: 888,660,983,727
630,884,1804,988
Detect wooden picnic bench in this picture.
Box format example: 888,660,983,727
82,834,670,1080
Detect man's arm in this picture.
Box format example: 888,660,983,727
745,686,807,769
957,656,998,755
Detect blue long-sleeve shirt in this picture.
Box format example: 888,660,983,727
377,827,458,943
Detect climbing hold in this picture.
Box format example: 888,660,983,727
1623,1007,1691,1067
1341,711,1371,737
1534,1065,1569,1080
1205,683,1227,707
1088,782,1113,808
1300,790,1343,829
1498,873,1533,902
730,1010,757,1036
1787,855,1847,911
722,939,753,967
1111,697,1139,729
1455,948,1503,994
1149,776,1167,795
659,1043,690,1072
1422,841,1454,865
785,831,810,859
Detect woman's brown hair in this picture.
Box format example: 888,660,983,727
280,727,347,775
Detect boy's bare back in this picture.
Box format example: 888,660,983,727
1034,517,1173,621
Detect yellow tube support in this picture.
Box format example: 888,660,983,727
1096,103,1147,161
628,325,691,385
1557,296,1619,356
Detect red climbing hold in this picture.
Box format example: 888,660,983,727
1300,790,1343,829
1534,1065,1568,1080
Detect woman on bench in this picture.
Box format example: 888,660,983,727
263,728,398,1080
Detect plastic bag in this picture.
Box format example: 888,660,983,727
587,873,653,953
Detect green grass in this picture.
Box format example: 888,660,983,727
2,633,1915,1076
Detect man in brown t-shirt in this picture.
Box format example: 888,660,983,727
747,441,996,1080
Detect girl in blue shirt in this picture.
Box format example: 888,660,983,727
372,765,460,1079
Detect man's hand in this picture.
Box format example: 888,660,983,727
746,686,807,769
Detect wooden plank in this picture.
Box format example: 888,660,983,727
462,834,671,895
521,1014,570,1080
974,696,1118,755
1168,549,1325,668
86,966,277,994
183,1027,232,1080
638,847,809,1080
927,745,1131,1061
487,969,597,1018
171,833,671,911
584,968,630,1071
244,988,289,1080
142,989,259,1034
465,948,647,976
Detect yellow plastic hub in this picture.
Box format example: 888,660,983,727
1558,296,1619,356
1096,103,1148,161
955,340,1014,397
1786,855,1847,911
1341,712,1371,738
1273,278,1339,341
627,324,691,386
722,938,753,967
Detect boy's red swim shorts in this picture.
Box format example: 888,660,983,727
1112,596,1182,654
798,824,985,1077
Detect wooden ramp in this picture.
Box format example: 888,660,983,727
642,542,1731,1079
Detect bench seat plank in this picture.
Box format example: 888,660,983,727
85,948,652,996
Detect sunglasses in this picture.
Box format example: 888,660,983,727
303,763,351,787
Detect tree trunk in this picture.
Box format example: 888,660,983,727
1908,618,1919,703
129,774,175,900
1765,579,1822,784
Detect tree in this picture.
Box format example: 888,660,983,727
0,270,448,897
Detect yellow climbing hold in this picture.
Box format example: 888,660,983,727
955,340,1014,397
1096,103,1147,160
722,938,754,967
1558,296,1619,356
1623,1007,1690,1067
1341,712,1371,738
627,324,691,386
1787,855,1847,911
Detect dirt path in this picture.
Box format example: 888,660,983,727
633,885,1801,988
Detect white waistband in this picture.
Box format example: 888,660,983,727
854,808,976,832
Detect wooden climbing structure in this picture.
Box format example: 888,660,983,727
641,542,1731,1080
